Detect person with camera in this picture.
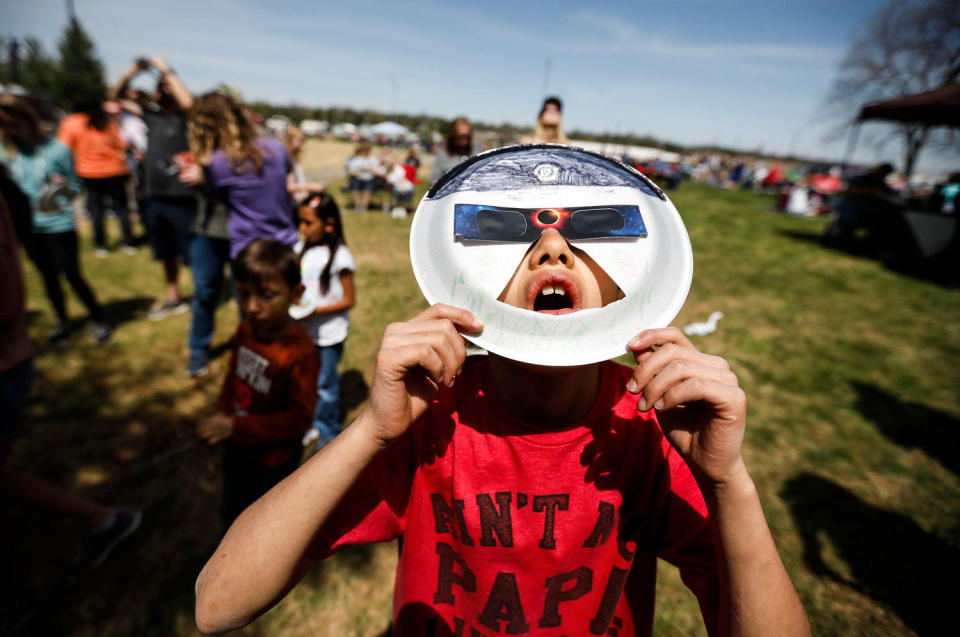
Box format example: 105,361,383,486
111,56,198,320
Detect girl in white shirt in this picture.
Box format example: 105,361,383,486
294,193,356,447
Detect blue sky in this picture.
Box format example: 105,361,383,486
4,0,958,174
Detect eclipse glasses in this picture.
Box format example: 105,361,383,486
454,204,648,243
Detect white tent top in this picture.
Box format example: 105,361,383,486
368,121,410,138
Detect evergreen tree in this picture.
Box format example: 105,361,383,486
54,17,106,111
20,38,60,98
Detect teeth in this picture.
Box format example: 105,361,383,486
540,285,566,296
555,287,566,296
542,285,555,296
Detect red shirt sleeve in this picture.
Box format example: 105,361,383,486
216,328,240,414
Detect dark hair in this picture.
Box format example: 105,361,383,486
446,117,472,155
233,239,301,289
0,95,44,146
82,101,110,132
540,96,563,116
297,192,346,295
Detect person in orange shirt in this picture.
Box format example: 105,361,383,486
58,102,135,256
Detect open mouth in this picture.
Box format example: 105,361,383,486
527,271,581,314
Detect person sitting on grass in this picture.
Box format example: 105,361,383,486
196,239,319,527
194,146,810,636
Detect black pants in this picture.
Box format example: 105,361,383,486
83,175,133,249
24,231,103,324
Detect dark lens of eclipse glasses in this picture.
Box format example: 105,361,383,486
454,204,646,242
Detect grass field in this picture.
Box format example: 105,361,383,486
7,140,960,636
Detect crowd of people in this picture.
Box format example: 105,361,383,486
342,142,421,216
0,67,819,636
0,54,363,614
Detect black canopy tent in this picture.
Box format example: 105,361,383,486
833,84,959,278
857,83,960,128
842,82,960,164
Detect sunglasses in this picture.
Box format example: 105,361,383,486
454,204,648,242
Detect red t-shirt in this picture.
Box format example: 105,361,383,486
217,320,320,467
309,359,718,636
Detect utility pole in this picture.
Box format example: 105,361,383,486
66,0,76,22
541,59,551,98
9,38,20,83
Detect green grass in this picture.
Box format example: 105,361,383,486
8,180,959,636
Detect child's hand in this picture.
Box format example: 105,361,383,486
197,412,235,444
359,304,483,448
626,328,747,486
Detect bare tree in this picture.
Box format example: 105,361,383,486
827,0,960,179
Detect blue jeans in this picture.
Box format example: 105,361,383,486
313,342,344,442
188,234,231,370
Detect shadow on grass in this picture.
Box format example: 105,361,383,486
7,346,225,636
778,228,959,288
852,381,960,477
340,368,370,420
781,473,959,636
99,295,156,327
10,357,380,635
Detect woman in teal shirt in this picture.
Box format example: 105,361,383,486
0,96,110,344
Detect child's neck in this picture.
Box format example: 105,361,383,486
251,316,294,342
487,355,601,429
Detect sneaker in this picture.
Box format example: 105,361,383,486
302,428,320,447
95,248,109,258
147,299,188,321
48,323,70,344
92,322,112,345
186,349,210,378
74,506,142,570
120,244,138,255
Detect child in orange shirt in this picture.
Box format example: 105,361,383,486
196,239,320,525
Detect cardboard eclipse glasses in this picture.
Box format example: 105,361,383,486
454,204,648,243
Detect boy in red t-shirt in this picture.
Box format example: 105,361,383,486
196,239,319,525
195,148,809,636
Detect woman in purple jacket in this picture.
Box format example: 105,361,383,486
186,93,297,259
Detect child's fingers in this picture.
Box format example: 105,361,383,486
388,342,447,387
635,359,739,411
652,377,747,419
382,324,467,386
627,327,693,352
389,318,469,365
378,332,457,388
415,304,484,333
627,343,730,394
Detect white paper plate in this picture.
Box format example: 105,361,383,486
410,145,693,367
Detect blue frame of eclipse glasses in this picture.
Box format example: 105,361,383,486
453,204,648,242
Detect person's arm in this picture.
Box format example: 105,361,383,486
49,141,82,195
194,304,483,633
308,270,355,317
150,56,193,111
109,62,142,100
627,328,810,637
286,176,326,194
